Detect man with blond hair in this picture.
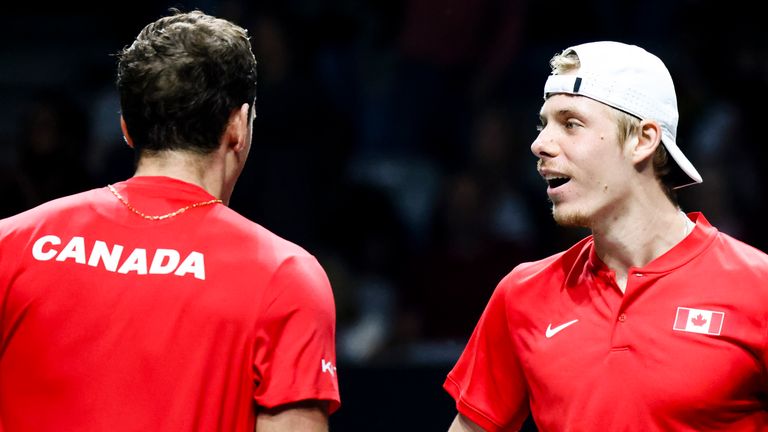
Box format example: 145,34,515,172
445,41,768,431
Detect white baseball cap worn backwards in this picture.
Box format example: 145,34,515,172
543,41,703,188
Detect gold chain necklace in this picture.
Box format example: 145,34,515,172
107,184,222,221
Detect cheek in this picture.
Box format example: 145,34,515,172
578,160,623,197
599,163,634,197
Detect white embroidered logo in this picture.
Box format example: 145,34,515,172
545,319,579,338
321,359,336,376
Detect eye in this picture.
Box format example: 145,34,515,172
564,119,582,130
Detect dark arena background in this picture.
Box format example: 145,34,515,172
1,1,764,430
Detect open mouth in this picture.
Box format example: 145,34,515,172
547,176,570,189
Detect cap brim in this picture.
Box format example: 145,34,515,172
661,132,702,189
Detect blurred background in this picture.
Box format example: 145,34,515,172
1,1,765,430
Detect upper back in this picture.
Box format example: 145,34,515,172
0,180,331,430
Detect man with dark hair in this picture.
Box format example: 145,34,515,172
0,11,339,431
445,41,768,431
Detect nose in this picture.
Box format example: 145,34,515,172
531,127,558,159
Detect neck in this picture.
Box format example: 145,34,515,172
591,195,690,293
133,150,233,204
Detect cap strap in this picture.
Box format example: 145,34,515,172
573,77,582,92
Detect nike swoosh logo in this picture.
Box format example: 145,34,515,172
545,319,579,338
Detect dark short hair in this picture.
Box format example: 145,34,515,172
117,10,257,155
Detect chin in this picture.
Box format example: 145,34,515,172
552,205,591,228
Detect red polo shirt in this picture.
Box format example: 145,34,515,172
0,177,340,431
445,213,768,431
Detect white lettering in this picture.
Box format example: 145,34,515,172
118,248,148,275
55,236,86,264
32,235,61,261
149,248,180,275
31,235,206,280
88,240,124,272
174,251,205,280
321,359,336,376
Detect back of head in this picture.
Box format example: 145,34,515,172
117,10,257,156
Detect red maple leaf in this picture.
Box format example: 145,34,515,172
691,314,707,326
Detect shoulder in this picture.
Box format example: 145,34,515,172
0,189,102,236
687,212,768,271
214,207,313,260
213,210,331,298
206,209,331,300
496,236,593,296
257,245,335,325
711,230,768,271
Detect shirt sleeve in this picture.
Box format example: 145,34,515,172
252,254,340,413
444,276,529,432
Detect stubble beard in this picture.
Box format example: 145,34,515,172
551,202,591,228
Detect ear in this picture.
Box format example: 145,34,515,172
224,103,251,153
120,115,135,148
630,119,662,164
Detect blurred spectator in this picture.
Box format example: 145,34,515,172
87,79,134,187
401,172,528,348
671,0,767,250
385,0,527,167
316,182,409,364
681,102,753,240
466,105,538,246
0,92,93,218
230,12,353,248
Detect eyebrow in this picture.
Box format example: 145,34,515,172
555,107,581,116
539,107,581,122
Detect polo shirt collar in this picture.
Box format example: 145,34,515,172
567,212,718,287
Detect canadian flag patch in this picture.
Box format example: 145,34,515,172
673,307,725,336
